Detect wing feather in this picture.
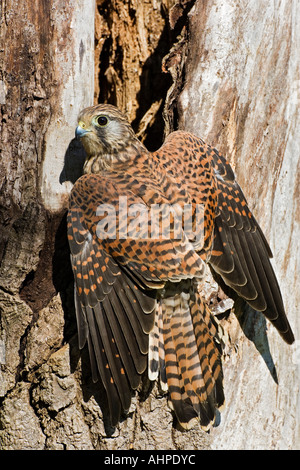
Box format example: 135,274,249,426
209,150,294,344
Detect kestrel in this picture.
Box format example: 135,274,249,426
67,104,294,430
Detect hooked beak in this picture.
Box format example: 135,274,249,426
75,125,90,139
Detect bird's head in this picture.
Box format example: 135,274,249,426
75,104,138,158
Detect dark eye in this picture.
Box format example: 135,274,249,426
96,115,108,127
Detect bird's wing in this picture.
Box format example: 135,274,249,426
208,149,294,344
67,172,206,425
68,204,155,425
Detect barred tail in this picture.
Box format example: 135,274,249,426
149,280,225,430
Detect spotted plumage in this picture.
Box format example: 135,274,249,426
67,104,294,430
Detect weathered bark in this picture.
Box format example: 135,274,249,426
0,0,299,450
176,0,300,449
0,0,94,449
94,0,175,150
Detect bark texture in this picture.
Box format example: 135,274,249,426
94,0,176,150
0,0,94,450
0,0,299,450
177,0,300,449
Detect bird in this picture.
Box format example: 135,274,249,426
67,103,294,431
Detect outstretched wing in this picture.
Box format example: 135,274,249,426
68,205,156,426
67,172,206,425
208,150,294,344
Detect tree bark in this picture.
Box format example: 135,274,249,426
176,0,300,449
0,0,299,450
0,0,94,449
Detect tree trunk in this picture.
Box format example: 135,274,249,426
0,0,299,450
176,0,300,449
0,0,94,449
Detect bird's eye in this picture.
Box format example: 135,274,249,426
96,115,108,127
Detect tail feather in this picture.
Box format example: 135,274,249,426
190,289,225,412
156,281,225,430
157,304,168,391
162,305,200,429
148,303,168,391
148,311,160,381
